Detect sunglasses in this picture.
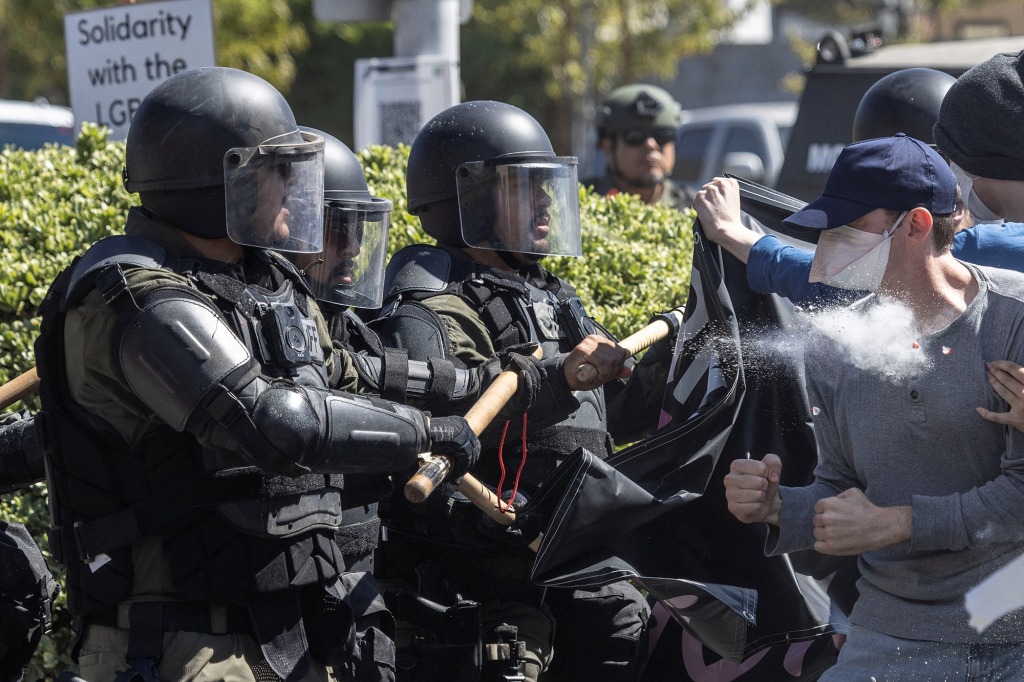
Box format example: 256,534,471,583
620,128,675,147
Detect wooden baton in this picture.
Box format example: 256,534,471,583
574,308,685,385
404,346,544,508
0,366,40,411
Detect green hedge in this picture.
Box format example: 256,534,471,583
1,127,693,679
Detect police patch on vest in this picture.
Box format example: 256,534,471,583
529,299,561,342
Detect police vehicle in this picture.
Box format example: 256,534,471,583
776,33,1024,201
674,100,797,196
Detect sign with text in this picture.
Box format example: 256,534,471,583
64,0,215,139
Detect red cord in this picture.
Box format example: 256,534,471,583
496,413,529,513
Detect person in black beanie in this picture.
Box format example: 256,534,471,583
933,50,1024,434
934,49,1024,225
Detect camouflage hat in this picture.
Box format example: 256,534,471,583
596,84,682,134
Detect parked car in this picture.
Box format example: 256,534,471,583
673,101,797,195
0,98,75,150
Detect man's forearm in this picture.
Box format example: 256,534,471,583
707,221,760,264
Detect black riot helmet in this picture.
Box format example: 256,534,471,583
852,68,956,145
124,67,325,251
290,128,392,309
406,100,581,260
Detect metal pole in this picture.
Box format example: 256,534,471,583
393,0,461,61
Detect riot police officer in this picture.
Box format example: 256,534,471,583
33,67,479,682
284,130,542,671
584,83,690,209
374,101,670,681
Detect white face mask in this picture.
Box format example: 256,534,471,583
809,211,907,292
949,161,1003,225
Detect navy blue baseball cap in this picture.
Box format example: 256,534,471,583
783,133,958,230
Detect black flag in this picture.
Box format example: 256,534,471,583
525,179,850,680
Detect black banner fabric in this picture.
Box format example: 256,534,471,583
525,180,852,680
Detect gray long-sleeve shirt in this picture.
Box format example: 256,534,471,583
768,263,1024,644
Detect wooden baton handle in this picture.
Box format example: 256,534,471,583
0,366,40,411
575,308,685,385
404,346,544,505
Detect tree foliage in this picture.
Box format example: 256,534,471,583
463,0,745,150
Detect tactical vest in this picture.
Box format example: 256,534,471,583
35,235,349,619
375,244,613,491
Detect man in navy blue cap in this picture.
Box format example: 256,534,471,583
724,133,1024,679
790,133,959,297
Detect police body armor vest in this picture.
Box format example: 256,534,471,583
376,244,612,490
35,235,349,617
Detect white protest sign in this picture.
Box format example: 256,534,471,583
64,0,216,140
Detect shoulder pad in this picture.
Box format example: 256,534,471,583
383,245,453,301
63,235,166,308
373,301,451,362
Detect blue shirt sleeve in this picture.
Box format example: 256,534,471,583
952,222,1024,270
745,235,862,307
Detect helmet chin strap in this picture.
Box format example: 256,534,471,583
497,249,525,270
486,237,542,270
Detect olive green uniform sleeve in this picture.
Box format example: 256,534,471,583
419,293,496,368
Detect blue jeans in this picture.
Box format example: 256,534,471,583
820,625,1024,681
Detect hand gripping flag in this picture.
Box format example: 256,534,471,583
525,178,852,681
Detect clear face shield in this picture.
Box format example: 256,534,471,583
297,197,391,309
455,157,582,258
223,130,326,252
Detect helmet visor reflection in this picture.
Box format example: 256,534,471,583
224,130,326,253
456,157,582,258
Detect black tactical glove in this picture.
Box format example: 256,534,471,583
493,343,544,422
428,415,481,479
475,489,544,547
0,411,45,494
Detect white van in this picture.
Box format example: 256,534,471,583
0,98,75,150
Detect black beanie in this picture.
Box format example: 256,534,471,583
933,50,1024,180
